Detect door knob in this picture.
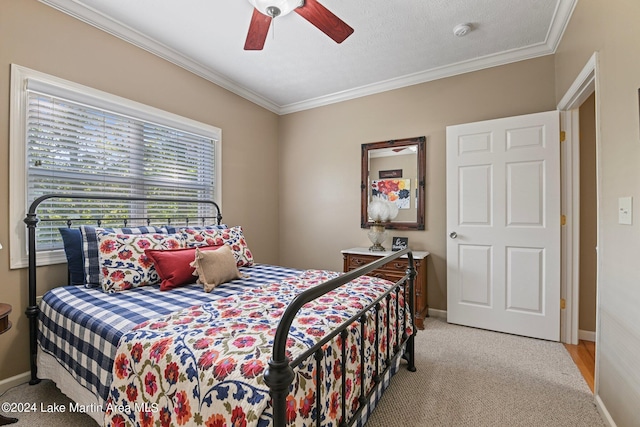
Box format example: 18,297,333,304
449,231,458,239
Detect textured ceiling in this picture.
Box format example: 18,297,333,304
40,0,577,114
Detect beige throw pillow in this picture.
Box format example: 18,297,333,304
190,245,242,292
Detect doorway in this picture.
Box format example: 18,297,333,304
557,52,600,393
563,92,597,393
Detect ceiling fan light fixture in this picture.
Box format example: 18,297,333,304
248,0,304,18
244,0,353,50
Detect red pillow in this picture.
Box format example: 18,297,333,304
145,246,222,291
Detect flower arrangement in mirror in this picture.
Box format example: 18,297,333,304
367,197,399,251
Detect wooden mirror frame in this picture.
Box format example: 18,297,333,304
361,136,426,230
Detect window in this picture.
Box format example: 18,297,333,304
9,64,222,268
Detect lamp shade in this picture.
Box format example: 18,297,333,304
368,197,399,222
247,0,303,17
367,197,397,251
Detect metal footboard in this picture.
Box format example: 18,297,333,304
264,247,416,426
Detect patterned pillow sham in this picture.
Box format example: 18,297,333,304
97,231,185,293
182,226,254,267
163,224,227,234
80,225,167,288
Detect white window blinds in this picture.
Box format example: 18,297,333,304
25,87,218,250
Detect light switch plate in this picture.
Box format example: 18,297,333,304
618,197,632,225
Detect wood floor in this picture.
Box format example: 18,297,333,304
564,340,595,393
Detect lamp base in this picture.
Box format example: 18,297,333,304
367,222,388,252
368,243,386,252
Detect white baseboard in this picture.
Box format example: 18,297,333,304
595,393,617,427
428,308,447,319
0,371,30,395
426,311,596,343
579,329,596,342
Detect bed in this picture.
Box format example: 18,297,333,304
25,194,417,426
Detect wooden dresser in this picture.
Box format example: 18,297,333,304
0,303,11,335
341,248,429,329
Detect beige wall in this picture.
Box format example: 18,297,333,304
278,56,557,312
555,0,640,424
579,93,597,333
0,0,280,381
5,3,639,425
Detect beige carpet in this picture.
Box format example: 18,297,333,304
0,318,603,426
366,318,604,427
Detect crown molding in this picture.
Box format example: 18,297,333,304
279,0,578,114
279,42,555,114
39,0,281,114
40,0,577,116
546,0,578,53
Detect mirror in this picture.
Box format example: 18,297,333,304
361,136,425,230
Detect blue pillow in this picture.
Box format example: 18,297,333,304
58,228,85,285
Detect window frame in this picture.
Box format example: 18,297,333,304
9,64,222,269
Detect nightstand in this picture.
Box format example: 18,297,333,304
0,303,18,426
342,248,429,330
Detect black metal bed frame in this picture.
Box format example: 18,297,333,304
24,193,416,427
264,253,417,426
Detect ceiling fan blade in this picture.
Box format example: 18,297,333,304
244,8,272,50
294,0,354,44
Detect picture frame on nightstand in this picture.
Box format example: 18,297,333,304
391,237,409,251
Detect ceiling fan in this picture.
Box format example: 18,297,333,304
244,0,354,50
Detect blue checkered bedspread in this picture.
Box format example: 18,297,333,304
38,263,301,405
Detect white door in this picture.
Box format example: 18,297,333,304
446,110,561,341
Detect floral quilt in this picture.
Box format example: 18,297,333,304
105,269,412,427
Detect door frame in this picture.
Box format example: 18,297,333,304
557,52,600,346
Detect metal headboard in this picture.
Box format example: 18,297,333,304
23,193,222,385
